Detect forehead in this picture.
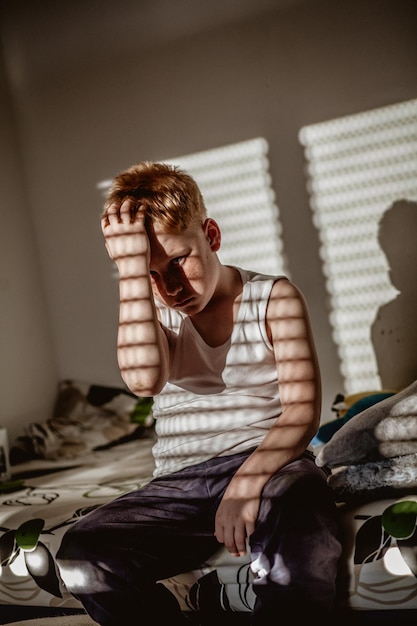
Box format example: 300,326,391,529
149,222,203,257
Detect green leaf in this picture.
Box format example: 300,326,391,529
382,501,417,539
15,519,45,551
130,397,153,425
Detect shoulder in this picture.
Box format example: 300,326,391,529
238,267,288,295
238,266,285,284
270,276,302,296
267,278,309,320
266,279,317,358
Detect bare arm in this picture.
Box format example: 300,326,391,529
101,199,169,397
214,278,321,556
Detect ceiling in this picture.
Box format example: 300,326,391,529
0,0,308,84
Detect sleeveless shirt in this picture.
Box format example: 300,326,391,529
152,268,286,477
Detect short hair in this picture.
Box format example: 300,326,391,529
103,161,207,232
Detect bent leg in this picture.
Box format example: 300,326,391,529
249,452,342,623
56,470,220,626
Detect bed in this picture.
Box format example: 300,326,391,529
1,379,417,624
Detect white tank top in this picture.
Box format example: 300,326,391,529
152,268,286,477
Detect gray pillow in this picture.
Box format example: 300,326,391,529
315,379,417,468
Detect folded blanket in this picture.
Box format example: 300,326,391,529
377,439,417,457
316,380,417,468
375,416,417,441
328,453,417,502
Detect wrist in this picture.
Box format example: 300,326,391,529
119,274,153,303
116,255,149,278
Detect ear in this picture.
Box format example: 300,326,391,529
202,218,221,252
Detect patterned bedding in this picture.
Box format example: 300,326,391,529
0,437,155,609
1,380,417,615
1,430,257,614
1,436,417,614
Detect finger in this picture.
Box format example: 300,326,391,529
130,202,147,224
102,202,121,227
101,214,109,231
101,207,112,229
119,198,133,219
233,528,248,557
222,527,240,557
215,524,238,555
213,523,223,545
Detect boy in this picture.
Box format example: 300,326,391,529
57,162,341,625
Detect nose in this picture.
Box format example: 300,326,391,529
162,272,182,297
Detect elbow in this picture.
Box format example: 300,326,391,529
121,367,167,398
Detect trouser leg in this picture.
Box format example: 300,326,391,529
56,450,251,626
249,453,342,623
57,449,341,625
57,486,215,623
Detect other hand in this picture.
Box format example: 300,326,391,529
214,483,259,557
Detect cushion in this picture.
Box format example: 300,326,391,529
315,379,417,468
311,390,396,448
10,380,154,464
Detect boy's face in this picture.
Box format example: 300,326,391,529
148,218,220,315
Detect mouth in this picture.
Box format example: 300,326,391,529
173,297,193,309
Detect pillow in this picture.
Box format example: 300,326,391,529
310,390,396,448
315,379,417,468
10,380,154,464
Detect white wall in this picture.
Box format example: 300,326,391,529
1,0,416,441
0,52,57,442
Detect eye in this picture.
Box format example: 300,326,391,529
172,256,185,266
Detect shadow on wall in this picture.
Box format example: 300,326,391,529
371,199,417,390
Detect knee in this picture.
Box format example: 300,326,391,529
57,525,87,564
56,527,97,594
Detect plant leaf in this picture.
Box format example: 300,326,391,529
382,501,417,539
15,518,45,551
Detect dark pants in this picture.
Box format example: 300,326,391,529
56,449,341,625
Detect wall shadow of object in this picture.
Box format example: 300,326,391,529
371,199,417,390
